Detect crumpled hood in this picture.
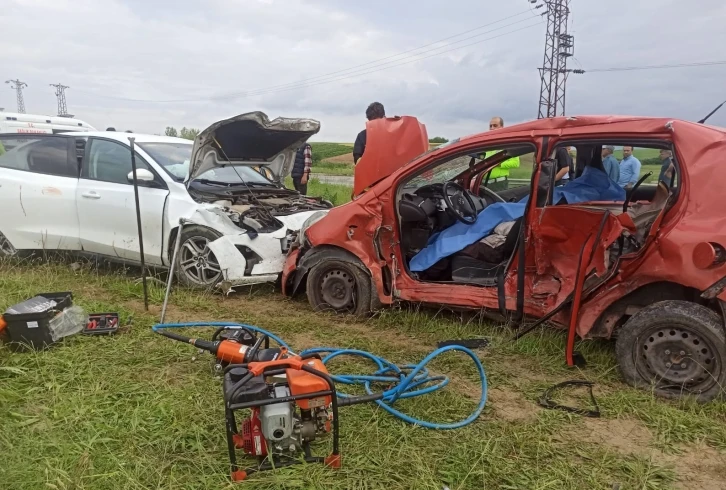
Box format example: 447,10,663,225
187,111,320,185
353,116,428,197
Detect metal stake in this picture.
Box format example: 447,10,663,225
128,137,149,311
160,219,186,323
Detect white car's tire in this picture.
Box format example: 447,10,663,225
174,226,223,289
0,231,17,258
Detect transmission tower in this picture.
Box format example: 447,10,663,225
5,79,28,114
533,0,583,118
50,83,71,116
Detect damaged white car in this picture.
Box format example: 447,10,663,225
0,112,331,289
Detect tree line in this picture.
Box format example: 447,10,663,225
164,127,200,140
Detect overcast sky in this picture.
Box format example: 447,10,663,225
3,0,725,141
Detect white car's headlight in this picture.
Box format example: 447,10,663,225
298,210,329,246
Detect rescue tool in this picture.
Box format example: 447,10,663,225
153,322,488,481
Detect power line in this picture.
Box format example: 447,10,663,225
261,7,539,89
74,11,543,104
5,79,28,113
585,61,726,73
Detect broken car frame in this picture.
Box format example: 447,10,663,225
283,115,726,402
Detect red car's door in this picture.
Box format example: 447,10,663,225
524,160,628,334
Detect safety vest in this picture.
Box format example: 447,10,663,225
481,151,520,179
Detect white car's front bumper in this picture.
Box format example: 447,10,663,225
194,208,325,289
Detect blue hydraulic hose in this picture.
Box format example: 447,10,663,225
153,322,487,430
300,346,487,430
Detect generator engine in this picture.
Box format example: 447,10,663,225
222,357,338,481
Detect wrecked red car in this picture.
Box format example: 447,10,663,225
283,115,726,401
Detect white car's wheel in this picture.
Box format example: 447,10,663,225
0,231,17,258
175,226,223,289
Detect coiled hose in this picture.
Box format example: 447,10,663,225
152,322,487,430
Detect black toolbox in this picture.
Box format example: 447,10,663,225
3,292,73,351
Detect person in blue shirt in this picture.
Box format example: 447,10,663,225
617,146,641,189
601,145,620,183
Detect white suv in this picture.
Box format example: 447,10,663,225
0,112,331,289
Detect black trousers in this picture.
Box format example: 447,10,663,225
292,176,307,195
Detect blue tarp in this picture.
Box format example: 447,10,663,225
408,166,626,272
551,166,625,204
409,202,526,272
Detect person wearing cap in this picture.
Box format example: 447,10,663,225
601,145,621,183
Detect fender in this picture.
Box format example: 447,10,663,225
290,245,374,297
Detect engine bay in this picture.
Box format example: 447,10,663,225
191,188,332,234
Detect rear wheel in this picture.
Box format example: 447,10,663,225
615,301,726,402
0,231,17,257
175,226,223,289
306,259,372,316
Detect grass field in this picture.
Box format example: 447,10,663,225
284,176,352,206
1,258,725,489
312,145,665,183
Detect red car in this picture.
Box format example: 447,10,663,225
283,115,726,401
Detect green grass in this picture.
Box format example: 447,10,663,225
309,143,354,164
285,177,352,206
1,258,725,489
312,161,354,176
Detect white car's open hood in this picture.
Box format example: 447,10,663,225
186,111,320,186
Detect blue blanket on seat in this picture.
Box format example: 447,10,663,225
408,166,625,273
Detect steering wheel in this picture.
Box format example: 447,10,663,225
442,181,478,224
480,186,506,204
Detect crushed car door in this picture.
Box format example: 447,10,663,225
525,161,626,328
76,137,169,265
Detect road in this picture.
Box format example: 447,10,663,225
311,174,353,186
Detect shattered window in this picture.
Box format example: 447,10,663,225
405,155,472,189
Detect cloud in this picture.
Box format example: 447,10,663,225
2,0,725,141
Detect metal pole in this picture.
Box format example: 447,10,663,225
160,219,186,323
128,137,149,311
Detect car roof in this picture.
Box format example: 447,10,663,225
61,131,193,144
459,115,726,141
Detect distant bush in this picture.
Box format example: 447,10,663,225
429,136,449,144
641,157,661,166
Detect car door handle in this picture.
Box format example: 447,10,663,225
81,191,101,200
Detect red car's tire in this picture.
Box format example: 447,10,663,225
306,259,372,317
615,300,726,402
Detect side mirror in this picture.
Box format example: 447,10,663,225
127,168,155,183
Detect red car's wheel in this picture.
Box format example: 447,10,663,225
306,259,372,316
615,301,726,402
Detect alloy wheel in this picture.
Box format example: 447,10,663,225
179,236,222,285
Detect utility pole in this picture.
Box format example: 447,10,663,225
5,79,28,114
532,0,583,118
50,83,71,116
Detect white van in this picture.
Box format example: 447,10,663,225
0,112,95,134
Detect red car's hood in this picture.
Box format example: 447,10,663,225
353,116,429,197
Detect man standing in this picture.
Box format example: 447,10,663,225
601,145,621,183
617,146,641,189
554,146,572,186
290,143,312,195
353,102,385,164
481,117,520,191
657,149,675,188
